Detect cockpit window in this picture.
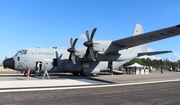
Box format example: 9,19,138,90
14,50,27,57
18,51,21,54
21,50,27,55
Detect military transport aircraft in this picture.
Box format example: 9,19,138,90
3,24,180,76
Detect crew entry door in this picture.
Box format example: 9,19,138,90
36,61,42,72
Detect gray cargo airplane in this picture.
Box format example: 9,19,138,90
3,24,180,75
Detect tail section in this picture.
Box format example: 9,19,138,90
130,24,148,52
132,24,173,57
132,24,144,36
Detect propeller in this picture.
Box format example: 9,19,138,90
67,38,78,64
83,28,97,61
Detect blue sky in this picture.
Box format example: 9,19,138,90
0,0,180,63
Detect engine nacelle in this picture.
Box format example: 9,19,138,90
93,40,112,53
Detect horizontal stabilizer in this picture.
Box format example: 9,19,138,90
137,50,172,57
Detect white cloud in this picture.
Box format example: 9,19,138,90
138,47,162,60
172,52,180,61
147,47,154,52
78,33,98,41
166,6,180,14
79,34,87,41
138,55,161,60
174,52,180,58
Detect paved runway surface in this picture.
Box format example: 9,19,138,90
0,70,180,105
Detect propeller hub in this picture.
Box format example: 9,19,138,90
67,38,78,64
83,28,97,61
67,48,75,53
84,41,93,47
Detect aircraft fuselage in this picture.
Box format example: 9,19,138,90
3,47,134,75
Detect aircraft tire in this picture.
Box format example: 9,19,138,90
91,73,98,77
80,72,84,76
80,72,89,76
72,72,79,76
24,71,27,76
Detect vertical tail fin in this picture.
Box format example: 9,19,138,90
131,24,148,52
132,24,144,36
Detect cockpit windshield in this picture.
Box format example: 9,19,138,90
14,50,27,57
21,50,27,55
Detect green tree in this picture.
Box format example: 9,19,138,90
123,57,180,69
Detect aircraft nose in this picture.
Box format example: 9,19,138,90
3,58,15,69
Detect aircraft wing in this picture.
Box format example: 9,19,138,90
110,24,180,53
137,50,172,57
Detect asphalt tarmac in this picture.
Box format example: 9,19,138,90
0,70,180,105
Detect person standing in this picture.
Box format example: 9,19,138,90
124,66,127,74
144,66,146,73
37,62,41,73
161,66,164,74
129,67,131,74
42,64,50,79
26,65,31,80
135,66,137,74
149,67,152,73
170,67,172,72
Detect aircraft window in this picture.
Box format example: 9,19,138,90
13,50,27,57
21,50,27,55
14,51,20,57
24,50,27,54
14,53,17,57
18,51,21,54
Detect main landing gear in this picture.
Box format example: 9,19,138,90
108,61,113,75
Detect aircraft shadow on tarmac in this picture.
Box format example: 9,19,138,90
0,72,118,84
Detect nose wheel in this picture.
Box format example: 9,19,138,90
24,71,27,76
24,71,32,76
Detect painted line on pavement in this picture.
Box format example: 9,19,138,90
0,79,180,93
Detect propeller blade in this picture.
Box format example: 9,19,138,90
90,28,97,41
89,47,96,61
72,53,76,64
72,38,78,47
86,30,90,41
83,28,97,61
69,53,72,61
70,38,73,47
96,52,98,58
67,38,78,64
85,47,89,58
55,51,59,59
